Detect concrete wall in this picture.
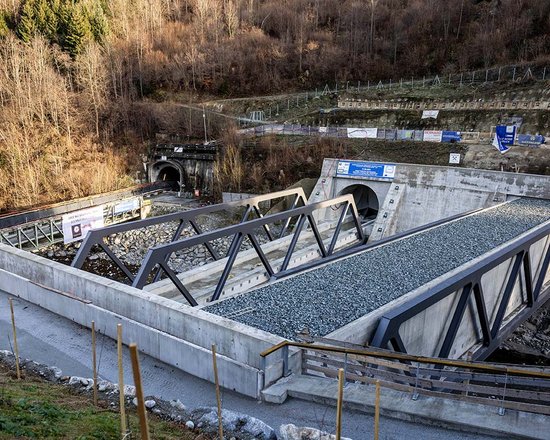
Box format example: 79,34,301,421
326,214,550,360
310,159,550,241
0,244,289,397
149,159,214,194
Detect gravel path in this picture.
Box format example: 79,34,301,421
204,198,550,339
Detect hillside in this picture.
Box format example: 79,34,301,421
0,0,549,209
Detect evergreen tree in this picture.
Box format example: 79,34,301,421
16,0,37,43
60,3,91,57
86,1,108,43
35,0,59,41
0,13,9,39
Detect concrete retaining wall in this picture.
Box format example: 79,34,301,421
0,245,288,397
310,159,550,241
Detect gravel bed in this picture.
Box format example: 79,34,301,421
204,198,550,340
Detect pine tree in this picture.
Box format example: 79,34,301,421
86,2,108,43
16,0,37,43
61,3,91,57
34,0,59,41
0,12,10,39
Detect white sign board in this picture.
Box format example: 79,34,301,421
114,198,140,215
319,126,328,133
421,110,440,119
174,147,184,153
346,127,378,139
62,206,104,244
423,130,443,142
449,153,461,164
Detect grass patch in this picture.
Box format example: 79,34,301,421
0,364,200,440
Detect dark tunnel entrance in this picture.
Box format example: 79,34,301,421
157,165,181,190
339,184,379,221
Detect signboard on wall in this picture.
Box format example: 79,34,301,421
421,110,440,119
346,127,378,139
493,125,516,153
423,130,443,142
449,153,461,164
114,198,140,215
517,134,545,147
62,206,104,244
336,161,396,180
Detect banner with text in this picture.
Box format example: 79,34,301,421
62,206,104,244
423,130,443,142
346,127,378,139
421,110,440,119
336,161,396,180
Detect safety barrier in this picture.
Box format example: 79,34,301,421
260,340,550,415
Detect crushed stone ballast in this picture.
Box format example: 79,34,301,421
204,198,550,340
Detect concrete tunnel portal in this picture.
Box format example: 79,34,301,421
152,161,182,191
339,184,379,221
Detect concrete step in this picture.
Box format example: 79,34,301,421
262,374,549,440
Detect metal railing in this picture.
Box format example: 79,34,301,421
371,220,550,360
72,188,308,283
260,341,550,415
131,194,365,305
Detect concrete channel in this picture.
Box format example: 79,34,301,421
0,161,549,405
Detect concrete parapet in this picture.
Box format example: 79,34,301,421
0,244,286,397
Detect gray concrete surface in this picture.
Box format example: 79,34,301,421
0,290,497,439
263,375,548,440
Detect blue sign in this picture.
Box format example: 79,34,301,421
336,161,396,180
442,131,462,143
493,125,516,153
495,125,516,146
517,134,545,147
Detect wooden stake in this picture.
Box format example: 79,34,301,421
8,298,20,380
129,343,150,440
374,380,381,440
211,344,224,440
336,368,344,440
91,321,98,406
117,324,127,438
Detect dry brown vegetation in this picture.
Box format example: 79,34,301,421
0,0,549,209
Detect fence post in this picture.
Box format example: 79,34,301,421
374,380,381,440
485,69,489,83
129,343,150,440
282,345,289,376
412,364,420,400
117,324,127,438
543,67,547,80
498,67,502,81
211,344,224,440
422,76,425,87
460,73,463,86
512,66,516,81
335,368,344,440
498,372,509,416
8,298,20,380
357,81,360,91
91,321,98,406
